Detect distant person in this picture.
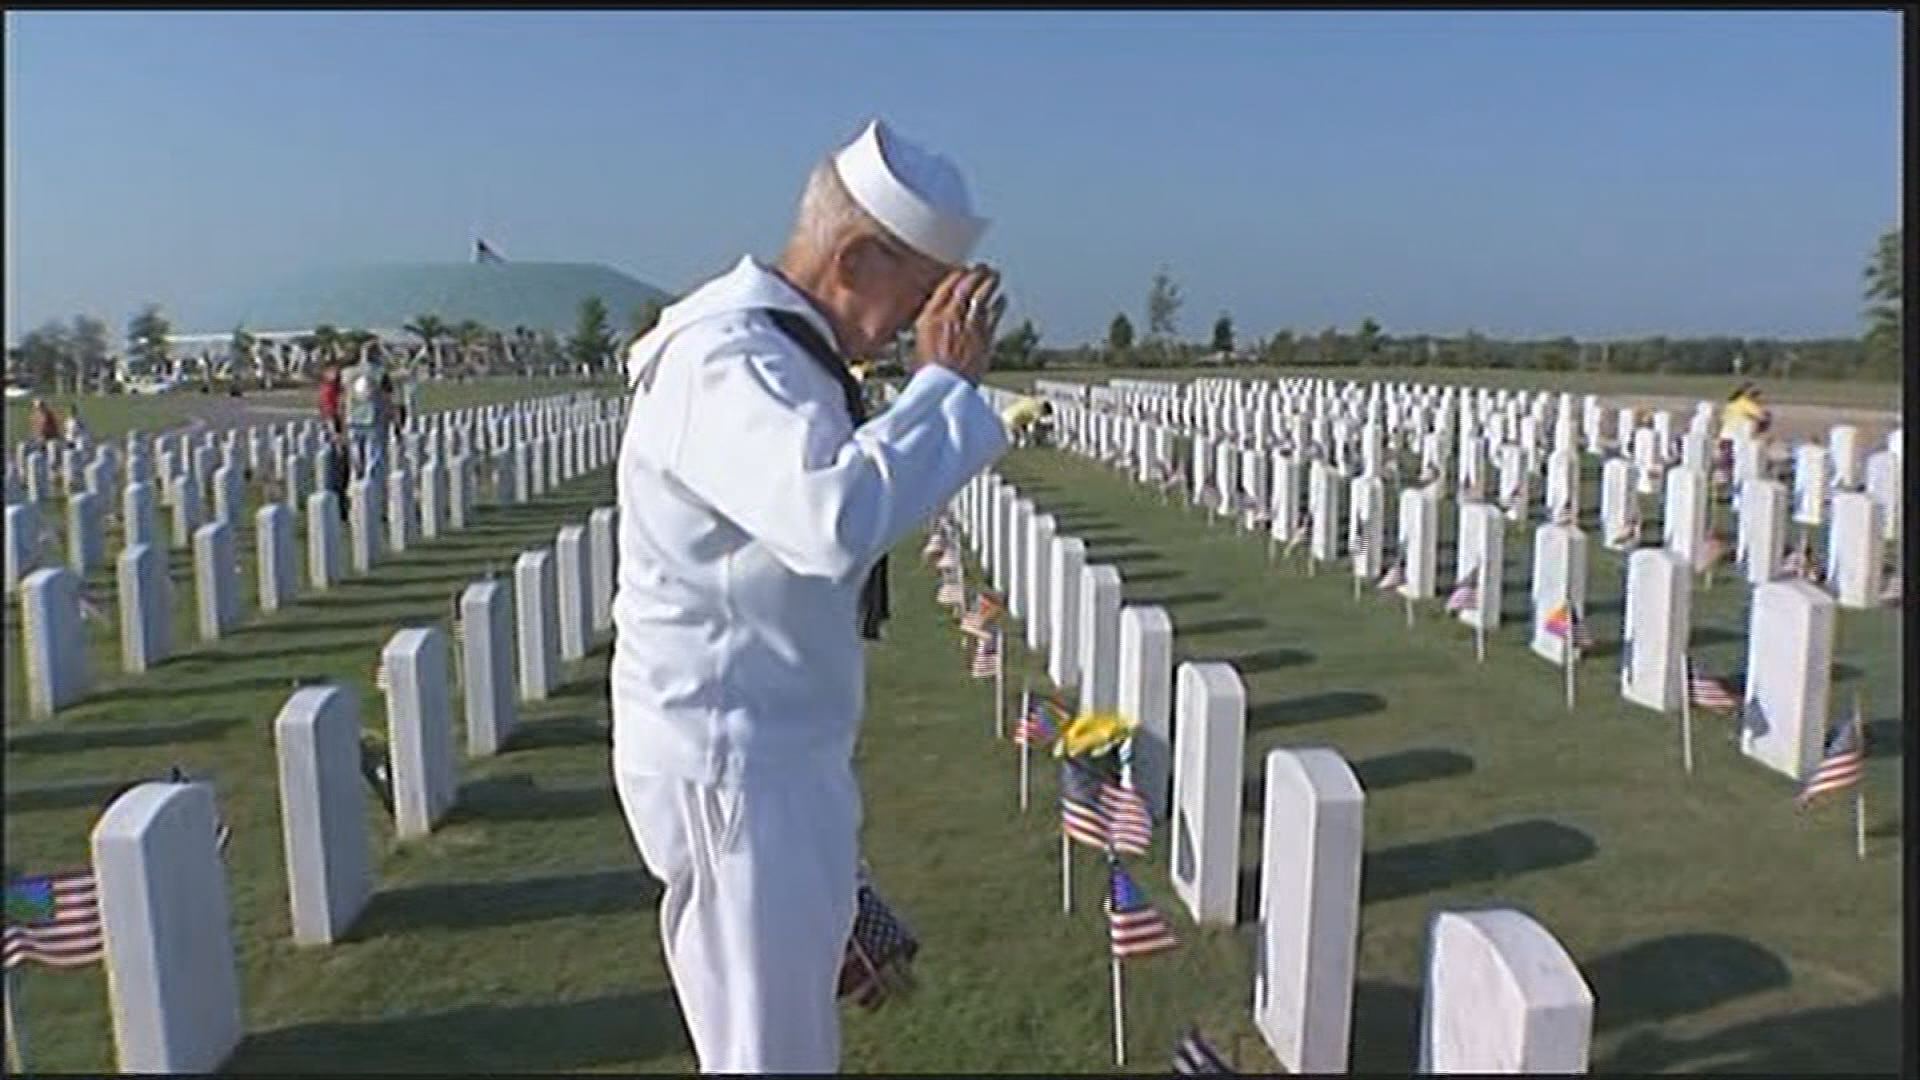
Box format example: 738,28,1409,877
341,347,394,480
31,399,61,447
317,364,345,437
395,368,421,430
62,404,88,445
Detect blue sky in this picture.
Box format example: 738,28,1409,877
3,10,1901,347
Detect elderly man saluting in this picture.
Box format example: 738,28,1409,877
611,118,1012,1073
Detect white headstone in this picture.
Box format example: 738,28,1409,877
1792,444,1828,526
383,627,457,840
386,468,413,553
1116,605,1173,820
1007,499,1031,619
1047,536,1086,689
1621,548,1691,713
1309,460,1345,563
68,489,104,574
1455,502,1504,630
1170,661,1247,927
192,522,239,641
93,783,244,1073
169,474,201,550
273,686,373,945
587,506,617,635
419,459,447,540
462,579,519,756
1529,522,1588,666
306,491,343,589
1419,909,1592,1074
347,478,380,577
515,549,559,702
1863,449,1901,543
1024,513,1055,651
1349,475,1386,579
117,543,171,673
1398,485,1439,600
1661,467,1708,570
123,480,158,550
1827,491,1882,609
1270,453,1302,545
1077,563,1124,713
554,524,592,662
1254,747,1364,1074
1737,478,1788,586
1828,424,1861,489
22,566,91,716
1598,458,1636,550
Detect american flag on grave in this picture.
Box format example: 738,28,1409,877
837,879,920,1009
1795,709,1865,809
1099,778,1153,856
969,629,1002,679
1173,1027,1236,1075
1059,761,1109,850
1106,859,1179,960
1686,662,1742,713
3,869,103,970
1444,564,1480,613
1015,693,1063,747
1377,555,1406,592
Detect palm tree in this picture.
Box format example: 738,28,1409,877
404,314,450,377
451,319,487,377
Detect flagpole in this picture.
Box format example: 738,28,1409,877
1018,685,1031,813
1405,591,1414,629
1854,692,1867,861
993,628,1006,741
1061,833,1072,914
1475,622,1485,664
1680,655,1696,775
1110,953,1127,1067
4,969,25,1075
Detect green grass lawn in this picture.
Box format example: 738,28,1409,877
988,366,1900,412
5,377,617,444
3,437,1901,1073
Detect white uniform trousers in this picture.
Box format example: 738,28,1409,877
615,762,861,1074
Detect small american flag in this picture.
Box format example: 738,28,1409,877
1100,778,1154,856
78,590,107,623
1697,532,1729,573
1015,693,1060,747
969,629,1002,679
1377,556,1405,592
1107,860,1179,960
921,532,947,565
935,574,965,609
1796,707,1866,809
960,591,1005,637
1173,1027,1235,1074
1687,662,1742,712
1060,761,1109,849
1444,564,1479,613
3,869,104,969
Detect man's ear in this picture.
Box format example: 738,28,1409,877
830,234,885,294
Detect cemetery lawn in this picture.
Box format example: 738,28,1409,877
3,377,613,443
3,443,1902,1073
989,366,1899,412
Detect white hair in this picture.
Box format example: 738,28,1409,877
782,157,885,266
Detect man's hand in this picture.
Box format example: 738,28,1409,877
915,264,1005,385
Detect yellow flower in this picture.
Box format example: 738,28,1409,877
1054,710,1135,760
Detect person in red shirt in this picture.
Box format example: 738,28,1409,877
316,364,344,436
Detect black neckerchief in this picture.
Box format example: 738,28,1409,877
760,308,889,641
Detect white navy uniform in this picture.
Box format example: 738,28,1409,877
611,250,1007,1071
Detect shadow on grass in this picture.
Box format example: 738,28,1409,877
1586,932,1791,1032
351,867,657,939
1177,615,1267,638
1684,625,1744,649
1599,993,1901,1074
6,716,242,754
226,988,684,1072
501,715,611,753
1201,646,1313,676
1247,690,1386,731
1359,818,1598,904
1123,569,1184,586
446,773,618,824
83,670,334,706
1351,747,1476,792
1129,589,1216,608
5,774,144,811
1864,717,1901,760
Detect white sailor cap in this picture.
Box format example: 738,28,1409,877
833,118,988,267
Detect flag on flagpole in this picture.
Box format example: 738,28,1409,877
1173,1028,1236,1074
1099,779,1154,856
1542,602,1571,638
1060,761,1109,850
3,869,103,969
1106,860,1179,959
1686,661,1741,712
1445,563,1479,613
969,630,1002,679
474,238,506,264
1796,709,1866,809
1015,694,1061,747
1376,556,1405,592
960,591,1005,637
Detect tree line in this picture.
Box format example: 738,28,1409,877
3,294,669,393
991,227,1903,382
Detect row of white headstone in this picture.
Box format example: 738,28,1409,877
1035,379,1881,788
10,394,626,719
952,442,1596,1075
39,424,625,1072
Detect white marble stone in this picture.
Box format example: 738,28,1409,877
1270,453,1303,544
67,489,104,574
273,686,373,945
306,491,343,590
21,566,91,716
192,522,239,641
514,549,559,702
123,480,158,550
1398,485,1439,600
1827,491,1882,609
1621,548,1690,714
1116,605,1173,820
587,506,617,635
383,627,457,840
1024,513,1055,651
1349,474,1386,579
92,782,244,1072
1254,747,1364,1075
1740,578,1835,781
1077,563,1124,712
1309,460,1344,563
1792,444,1828,526
117,543,171,673
462,579,518,756
386,468,414,554
1828,424,1861,489
1170,661,1247,928
1419,909,1592,1074
1455,501,1504,630
554,524,592,662
1661,467,1708,570
346,478,380,577
1529,522,1588,666
1738,478,1788,586
1047,536,1086,689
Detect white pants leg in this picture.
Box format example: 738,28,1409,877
615,764,861,1074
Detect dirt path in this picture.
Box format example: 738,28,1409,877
1597,393,1899,447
